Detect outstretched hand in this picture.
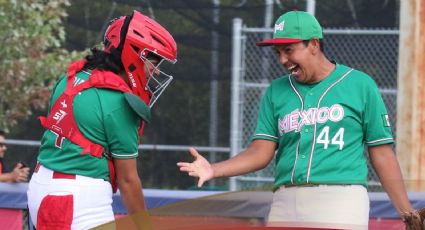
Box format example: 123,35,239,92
177,147,214,187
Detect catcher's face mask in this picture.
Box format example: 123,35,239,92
142,50,175,107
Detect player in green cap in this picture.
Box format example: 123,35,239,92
178,10,413,228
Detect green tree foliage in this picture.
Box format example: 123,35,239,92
0,0,84,130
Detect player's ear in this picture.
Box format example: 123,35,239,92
309,38,321,55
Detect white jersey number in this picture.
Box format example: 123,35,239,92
316,126,345,150
51,130,65,149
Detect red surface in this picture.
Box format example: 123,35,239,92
110,215,406,230
0,212,401,230
369,218,404,230
0,209,23,230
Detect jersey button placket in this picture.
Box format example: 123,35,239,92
298,128,313,183
304,91,313,108
296,90,315,184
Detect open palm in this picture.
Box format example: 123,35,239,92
177,147,214,187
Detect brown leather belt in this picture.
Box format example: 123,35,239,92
282,184,320,188
281,184,353,188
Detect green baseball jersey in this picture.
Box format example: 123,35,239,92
37,70,142,181
253,63,393,188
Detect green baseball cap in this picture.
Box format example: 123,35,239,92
256,11,323,46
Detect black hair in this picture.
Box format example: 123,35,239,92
85,14,133,74
0,130,5,137
83,47,124,74
303,39,325,52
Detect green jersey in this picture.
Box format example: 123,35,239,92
37,71,142,181
253,63,393,188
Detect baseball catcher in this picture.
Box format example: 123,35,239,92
27,10,177,229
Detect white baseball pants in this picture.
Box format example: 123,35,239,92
267,185,369,229
27,164,115,230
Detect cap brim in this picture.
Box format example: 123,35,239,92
256,38,303,46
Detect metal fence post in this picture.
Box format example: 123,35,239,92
230,18,243,191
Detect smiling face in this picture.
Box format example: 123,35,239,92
274,39,322,84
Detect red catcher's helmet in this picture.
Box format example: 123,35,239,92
103,10,177,107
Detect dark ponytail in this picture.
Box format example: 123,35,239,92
83,47,124,74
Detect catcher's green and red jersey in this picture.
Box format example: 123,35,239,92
253,63,393,188
37,70,143,181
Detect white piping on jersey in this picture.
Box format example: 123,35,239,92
72,71,90,87
306,68,354,183
111,152,138,158
255,133,279,139
82,70,91,75
288,75,305,185
367,138,393,144
291,142,301,184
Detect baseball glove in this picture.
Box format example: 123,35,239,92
402,208,425,230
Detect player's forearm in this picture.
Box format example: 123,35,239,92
114,158,146,213
211,152,267,178
0,173,14,182
370,149,413,214
212,140,275,178
118,178,146,214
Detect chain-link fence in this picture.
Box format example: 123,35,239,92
230,20,399,192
